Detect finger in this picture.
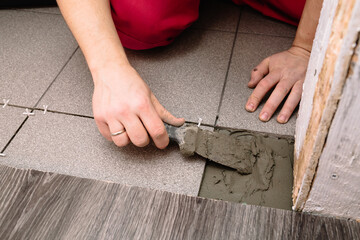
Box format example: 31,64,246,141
108,120,130,147
139,105,169,149
248,57,270,88
151,94,185,127
94,119,112,141
122,116,150,147
259,80,293,122
245,72,280,112
277,81,303,123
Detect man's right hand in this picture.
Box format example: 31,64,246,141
92,63,185,149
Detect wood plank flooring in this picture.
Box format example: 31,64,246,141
0,164,358,240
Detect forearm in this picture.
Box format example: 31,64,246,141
57,0,128,75
293,0,324,53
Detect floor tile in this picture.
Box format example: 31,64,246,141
0,111,205,196
19,7,61,15
0,106,27,150
38,49,93,116
238,6,297,38
40,29,235,124
217,33,296,136
192,0,241,32
0,10,77,107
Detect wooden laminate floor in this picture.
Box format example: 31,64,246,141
0,165,359,240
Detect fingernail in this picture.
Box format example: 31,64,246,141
260,112,269,121
278,114,287,123
246,102,255,111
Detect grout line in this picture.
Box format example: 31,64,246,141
1,116,29,153
33,46,79,109
0,46,79,154
2,103,216,126
190,27,237,34
190,28,294,39
213,9,242,127
237,31,295,39
1,104,94,119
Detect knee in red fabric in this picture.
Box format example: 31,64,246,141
110,0,200,50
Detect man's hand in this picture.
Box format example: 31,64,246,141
92,64,185,148
245,46,310,123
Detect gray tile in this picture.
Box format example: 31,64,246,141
238,6,297,38
1,111,206,196
0,10,77,107
217,33,296,136
19,7,61,15
39,49,93,116
40,29,235,124
192,0,240,32
0,106,27,150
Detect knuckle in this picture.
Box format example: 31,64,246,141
93,110,106,122
152,126,166,140
258,80,270,89
94,114,105,123
250,71,258,79
266,101,277,111
113,138,129,147
132,134,149,147
277,83,290,94
250,94,261,103
294,80,304,89
107,106,128,119
281,107,292,115
134,98,149,112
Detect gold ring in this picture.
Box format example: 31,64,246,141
111,129,126,136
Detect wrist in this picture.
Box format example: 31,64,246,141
289,45,311,58
292,32,313,53
90,59,134,88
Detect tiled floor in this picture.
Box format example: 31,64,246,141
0,1,297,196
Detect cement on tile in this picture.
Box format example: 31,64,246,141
217,33,296,136
0,111,206,196
0,106,27,150
40,29,236,124
0,10,77,107
192,0,241,32
238,6,297,38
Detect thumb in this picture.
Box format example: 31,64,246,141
151,94,185,127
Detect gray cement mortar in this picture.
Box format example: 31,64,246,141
198,129,294,210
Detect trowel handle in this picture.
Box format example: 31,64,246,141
164,123,182,144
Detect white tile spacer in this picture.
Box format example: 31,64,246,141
43,105,48,114
2,99,10,108
0,153,6,157
197,117,203,127
23,108,35,116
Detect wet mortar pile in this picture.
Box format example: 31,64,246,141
198,128,294,210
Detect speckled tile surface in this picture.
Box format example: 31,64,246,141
0,106,27,150
0,112,206,196
40,29,235,124
0,10,77,107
